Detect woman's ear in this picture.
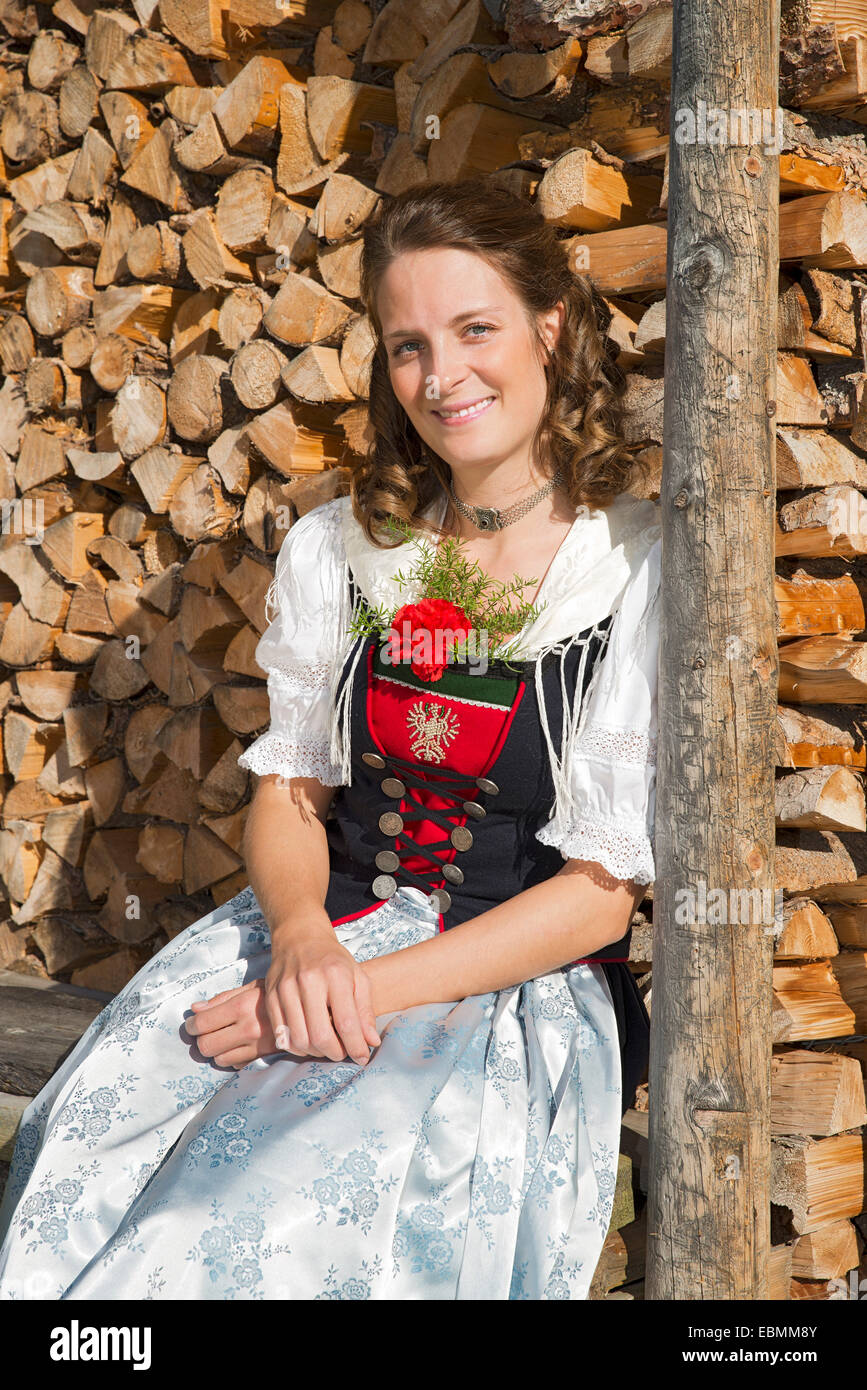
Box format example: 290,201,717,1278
538,299,566,359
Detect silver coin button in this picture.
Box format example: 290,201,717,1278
450,826,473,851
372,874,397,899
381,777,406,798
379,811,404,836
362,752,386,769
375,850,400,871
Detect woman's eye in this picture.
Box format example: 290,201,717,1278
466,322,494,338
392,324,496,358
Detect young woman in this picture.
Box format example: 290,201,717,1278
0,181,661,1301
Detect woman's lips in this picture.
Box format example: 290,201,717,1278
431,396,496,425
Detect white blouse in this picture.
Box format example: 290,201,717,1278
237,490,662,886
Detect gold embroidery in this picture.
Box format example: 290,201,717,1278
407,700,460,763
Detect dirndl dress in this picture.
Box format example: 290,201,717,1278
0,624,648,1301
0,493,661,1301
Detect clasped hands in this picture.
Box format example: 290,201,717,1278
183,919,382,1071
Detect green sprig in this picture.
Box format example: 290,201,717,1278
346,513,549,665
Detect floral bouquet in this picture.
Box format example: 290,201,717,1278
346,515,549,682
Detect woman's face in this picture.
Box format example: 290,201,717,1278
376,247,563,478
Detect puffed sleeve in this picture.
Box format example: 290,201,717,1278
534,529,661,885
236,498,350,787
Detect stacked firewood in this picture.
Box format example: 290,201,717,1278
1,0,866,1298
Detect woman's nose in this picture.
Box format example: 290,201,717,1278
425,352,466,402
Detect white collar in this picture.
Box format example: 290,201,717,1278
339,487,660,657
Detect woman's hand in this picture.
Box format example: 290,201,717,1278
185,980,279,1068
185,924,382,1070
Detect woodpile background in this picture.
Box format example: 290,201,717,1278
1,0,867,1300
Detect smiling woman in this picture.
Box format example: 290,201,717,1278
0,181,660,1303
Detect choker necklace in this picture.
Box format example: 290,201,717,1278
446,464,565,533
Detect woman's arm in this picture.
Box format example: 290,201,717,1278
242,772,335,935
187,773,382,1067
360,860,645,1016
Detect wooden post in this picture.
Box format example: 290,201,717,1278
646,0,780,1299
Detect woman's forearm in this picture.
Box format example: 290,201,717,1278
243,776,335,939
362,861,644,1015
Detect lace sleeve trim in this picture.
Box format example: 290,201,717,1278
265,660,333,691
573,722,657,768
536,811,655,885
236,733,344,787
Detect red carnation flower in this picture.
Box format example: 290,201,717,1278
388,598,472,682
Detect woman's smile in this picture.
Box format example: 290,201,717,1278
431,395,497,425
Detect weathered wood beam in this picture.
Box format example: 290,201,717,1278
647,0,779,1299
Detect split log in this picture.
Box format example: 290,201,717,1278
212,56,301,155
267,192,317,268
306,74,396,160
174,111,251,176
276,81,351,195
314,28,355,80
5,150,77,214
777,486,867,559
92,282,189,343
772,1133,867,1234
317,236,363,299
169,287,222,364
24,357,89,414
121,119,191,213
27,30,81,91
166,354,240,443
333,0,373,54
281,345,355,404
126,220,184,284
771,1050,867,1136
243,400,343,474
182,207,254,289
14,199,104,271
775,571,865,638
215,166,276,252
1,91,61,167
99,90,156,168
0,314,36,374
61,323,96,369
309,172,380,241
60,65,101,140
774,898,839,961
66,126,117,206
83,9,138,82
536,147,662,231
427,103,566,182
779,637,867,703
230,339,288,409
263,272,353,346
773,961,856,1042
488,34,582,97
104,35,197,93
775,767,866,832
217,284,271,350
94,190,138,286
25,265,94,339
110,376,168,459
339,312,376,397
89,333,135,393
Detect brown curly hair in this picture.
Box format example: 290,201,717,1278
351,179,646,549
